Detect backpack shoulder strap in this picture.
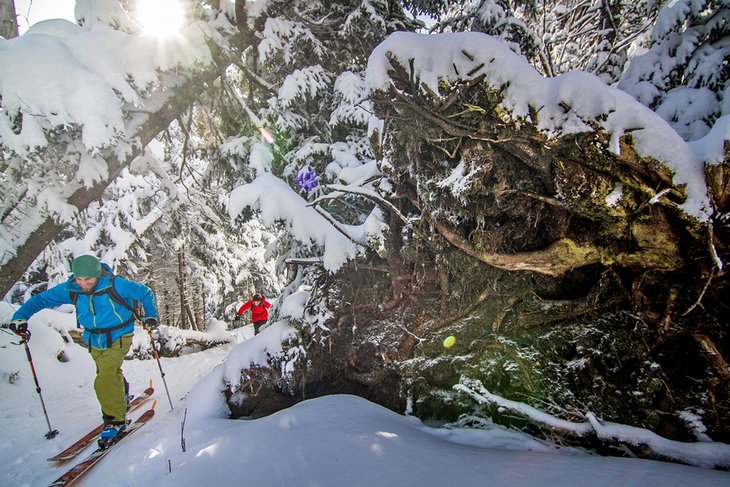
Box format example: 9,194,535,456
107,275,135,312
70,290,80,307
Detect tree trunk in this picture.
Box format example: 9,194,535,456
163,289,170,327
178,249,188,330
0,0,18,39
185,301,198,331
200,281,206,329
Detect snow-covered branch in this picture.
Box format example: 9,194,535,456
320,183,413,227
0,10,243,298
228,173,360,272
455,381,730,469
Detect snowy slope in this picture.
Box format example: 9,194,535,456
1,313,729,487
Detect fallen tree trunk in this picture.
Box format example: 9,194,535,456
235,48,729,456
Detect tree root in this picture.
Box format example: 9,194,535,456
426,209,684,276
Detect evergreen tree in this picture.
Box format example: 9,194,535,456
404,1,668,83
3,0,723,322
213,0,419,314
428,0,542,61
618,0,730,140
138,112,285,325
532,0,667,82
0,0,242,304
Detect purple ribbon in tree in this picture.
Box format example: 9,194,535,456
296,166,319,191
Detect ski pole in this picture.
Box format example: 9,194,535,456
147,329,174,411
2,326,59,439
19,338,60,440
134,301,173,411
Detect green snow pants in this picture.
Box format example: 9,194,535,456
90,333,133,423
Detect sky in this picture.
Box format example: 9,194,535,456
1,307,730,487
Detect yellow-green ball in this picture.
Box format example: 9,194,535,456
443,336,456,348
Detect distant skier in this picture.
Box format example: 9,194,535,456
237,293,271,335
5,254,158,444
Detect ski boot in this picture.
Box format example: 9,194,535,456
98,421,127,449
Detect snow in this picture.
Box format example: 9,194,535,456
4,9,727,282
605,183,625,207
330,71,371,127
690,115,730,166
0,17,215,155
2,310,730,486
437,159,481,198
13,1,76,34
456,381,730,469
279,65,333,108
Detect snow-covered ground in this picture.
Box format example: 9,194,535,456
1,309,729,487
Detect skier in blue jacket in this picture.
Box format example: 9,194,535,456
7,254,158,443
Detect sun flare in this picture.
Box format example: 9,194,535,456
137,0,186,37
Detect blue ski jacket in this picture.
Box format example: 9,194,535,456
12,263,158,349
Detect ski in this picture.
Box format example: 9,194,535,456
48,403,156,487
47,385,154,462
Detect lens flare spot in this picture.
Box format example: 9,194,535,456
137,0,185,36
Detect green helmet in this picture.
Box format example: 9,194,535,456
71,255,102,278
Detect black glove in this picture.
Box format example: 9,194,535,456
143,317,159,331
8,319,31,341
